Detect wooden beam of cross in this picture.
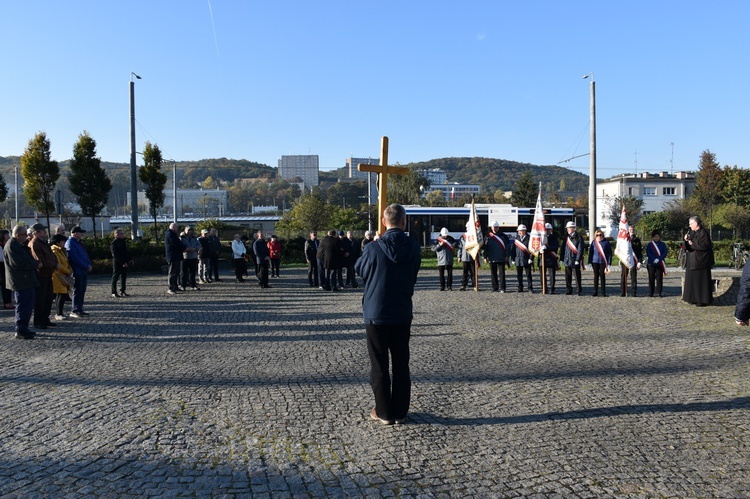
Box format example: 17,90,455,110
358,136,410,235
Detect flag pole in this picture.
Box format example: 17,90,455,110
542,250,546,295
474,258,479,292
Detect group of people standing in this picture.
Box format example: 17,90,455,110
305,229,370,291
230,230,280,288
2,223,93,339
431,220,674,298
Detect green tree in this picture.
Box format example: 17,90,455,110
227,184,251,213
202,176,217,189
663,198,699,238
277,193,330,232
510,171,536,207
20,131,60,230
388,166,429,205
605,195,644,227
329,206,367,230
424,189,445,206
691,149,723,230
138,142,167,240
715,203,750,239
639,212,671,240
69,131,112,239
721,165,750,208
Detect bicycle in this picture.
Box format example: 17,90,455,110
728,241,750,270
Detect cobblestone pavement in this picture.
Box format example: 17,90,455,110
0,266,748,497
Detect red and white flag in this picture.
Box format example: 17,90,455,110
614,205,634,269
465,197,484,260
529,183,546,256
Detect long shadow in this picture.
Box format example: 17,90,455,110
409,396,750,426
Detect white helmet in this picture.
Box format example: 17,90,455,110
491,221,500,227
517,224,527,231
440,227,449,236
545,223,553,230
565,221,576,229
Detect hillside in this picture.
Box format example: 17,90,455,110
405,157,588,195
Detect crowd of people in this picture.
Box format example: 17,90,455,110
2,223,93,339
429,219,700,300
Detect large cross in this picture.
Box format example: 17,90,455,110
358,136,410,235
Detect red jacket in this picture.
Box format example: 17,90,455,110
267,240,282,260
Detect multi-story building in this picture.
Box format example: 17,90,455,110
278,155,319,189
596,171,695,232
418,168,448,185
130,188,228,218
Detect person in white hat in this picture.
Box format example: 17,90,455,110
538,222,560,294
510,224,534,292
560,221,585,295
483,221,510,292
455,228,475,291
430,227,456,291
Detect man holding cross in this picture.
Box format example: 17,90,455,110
355,203,421,425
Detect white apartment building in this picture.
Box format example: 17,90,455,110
418,168,448,185
423,183,481,201
278,155,319,189
596,171,695,232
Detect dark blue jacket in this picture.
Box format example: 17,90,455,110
735,261,750,322
65,237,92,276
355,228,421,325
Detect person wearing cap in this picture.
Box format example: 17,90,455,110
165,222,187,294
510,224,534,293
619,225,643,297
483,221,510,292
110,228,133,297
587,229,612,297
560,221,585,295
431,227,456,291
65,226,93,317
180,226,200,290
538,223,560,294
30,223,58,329
304,231,320,287
646,229,668,297
252,229,271,288
5,225,42,339
197,229,213,284
455,230,475,291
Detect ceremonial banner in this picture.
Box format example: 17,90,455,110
465,198,484,260
529,184,546,256
614,205,634,269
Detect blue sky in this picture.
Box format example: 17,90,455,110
1,1,748,176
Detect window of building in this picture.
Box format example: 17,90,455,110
643,187,656,196
663,187,676,195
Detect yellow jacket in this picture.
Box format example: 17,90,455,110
51,244,73,295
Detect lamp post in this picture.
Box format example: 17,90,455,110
129,72,142,240
583,72,596,240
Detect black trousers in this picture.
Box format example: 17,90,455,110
516,265,533,291
366,322,411,421
270,258,281,277
111,265,128,294
539,265,557,293
34,275,53,326
461,262,474,288
565,265,583,293
257,261,270,287
345,265,358,287
233,258,247,281
168,261,181,291
210,255,220,280
438,265,453,290
181,259,198,288
591,263,607,295
490,262,506,291
647,264,664,296
307,260,319,286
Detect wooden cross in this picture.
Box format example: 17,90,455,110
358,136,410,235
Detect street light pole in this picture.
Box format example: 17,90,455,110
583,72,596,240
129,72,142,240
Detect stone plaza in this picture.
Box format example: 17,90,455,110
0,266,748,497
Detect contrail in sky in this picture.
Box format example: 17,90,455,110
207,0,220,60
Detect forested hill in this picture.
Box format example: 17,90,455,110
405,157,589,194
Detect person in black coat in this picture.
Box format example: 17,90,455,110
317,230,340,291
560,221,585,295
110,228,133,297
682,215,714,306
304,231,320,287
252,230,271,288
538,223,560,294
734,259,750,326
345,231,360,288
165,223,186,294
